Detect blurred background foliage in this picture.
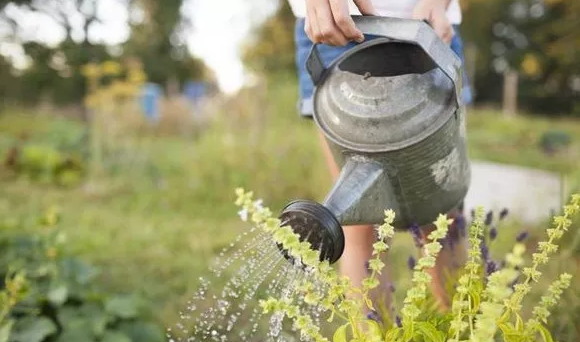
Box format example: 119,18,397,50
0,0,215,111
1,0,578,116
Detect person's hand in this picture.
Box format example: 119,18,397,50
304,0,378,46
412,0,454,44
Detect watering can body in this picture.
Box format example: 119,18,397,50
279,16,471,264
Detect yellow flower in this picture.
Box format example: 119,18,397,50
81,63,101,79
46,247,58,260
521,54,541,76
128,69,147,85
109,80,140,98
43,206,60,227
101,61,123,76
84,93,102,109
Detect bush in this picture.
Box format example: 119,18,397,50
1,117,88,187
0,207,165,342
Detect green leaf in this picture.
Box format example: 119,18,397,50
415,322,445,342
535,324,555,342
10,317,57,342
365,320,383,339
333,323,348,342
498,323,525,342
54,328,94,342
469,288,481,313
101,331,132,342
385,327,403,341
515,315,524,331
105,295,140,319
48,284,69,306
403,326,414,342
117,321,165,342
0,320,14,342
60,258,99,285
81,303,108,337
57,303,109,338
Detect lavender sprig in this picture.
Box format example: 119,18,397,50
516,231,529,242
408,223,423,248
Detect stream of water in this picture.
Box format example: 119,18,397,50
166,223,325,342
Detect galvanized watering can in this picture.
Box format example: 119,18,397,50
278,16,471,265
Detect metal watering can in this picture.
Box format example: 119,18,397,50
278,16,471,265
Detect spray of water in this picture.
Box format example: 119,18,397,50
167,219,327,342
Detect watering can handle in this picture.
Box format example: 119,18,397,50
305,15,462,108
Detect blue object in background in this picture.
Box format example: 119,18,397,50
183,81,207,109
140,83,163,123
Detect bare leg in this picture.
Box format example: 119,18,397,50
317,131,394,314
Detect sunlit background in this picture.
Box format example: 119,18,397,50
0,0,281,93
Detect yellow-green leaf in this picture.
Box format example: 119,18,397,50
0,320,14,342
365,320,383,339
515,315,524,331
415,322,445,342
385,327,403,341
333,323,349,342
536,324,555,342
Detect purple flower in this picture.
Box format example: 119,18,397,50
480,242,490,262
395,316,402,328
516,231,529,242
408,223,423,248
489,227,498,241
485,211,493,226
486,261,497,275
367,311,381,322
499,208,509,220
407,256,416,270
454,215,467,238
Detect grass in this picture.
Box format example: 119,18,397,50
1,75,580,333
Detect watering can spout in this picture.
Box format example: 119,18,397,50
322,157,399,226
278,157,399,265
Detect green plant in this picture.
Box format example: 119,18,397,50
235,188,579,342
0,271,29,342
0,207,165,342
1,119,88,187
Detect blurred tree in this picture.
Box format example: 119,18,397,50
123,0,210,94
241,0,296,77
242,0,580,116
1,0,103,43
0,0,214,107
0,55,17,109
0,0,117,106
461,0,580,115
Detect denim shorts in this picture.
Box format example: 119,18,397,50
294,18,473,117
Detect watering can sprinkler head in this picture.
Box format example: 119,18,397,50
279,200,344,265
277,15,471,265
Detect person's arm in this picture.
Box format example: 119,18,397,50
304,0,378,46
412,0,455,44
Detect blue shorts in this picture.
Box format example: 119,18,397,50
294,18,473,116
